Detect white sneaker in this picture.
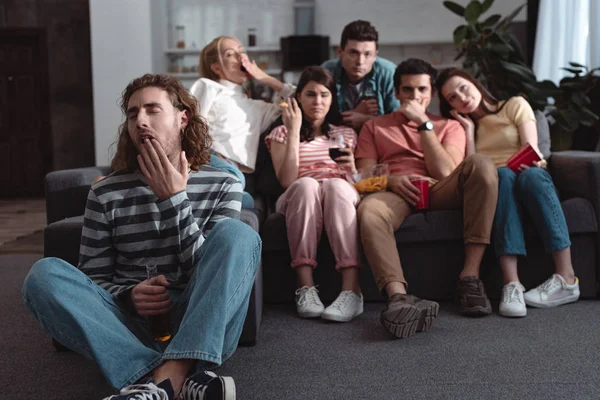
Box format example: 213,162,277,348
295,286,324,318
321,290,364,322
524,274,580,308
499,282,527,317
103,382,171,400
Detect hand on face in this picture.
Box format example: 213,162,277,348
450,109,475,136
399,99,428,125
137,138,189,200
281,97,303,136
240,53,268,81
131,274,172,316
387,175,422,206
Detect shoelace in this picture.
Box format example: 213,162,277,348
181,372,218,400
539,275,561,293
182,380,208,400
460,280,482,296
328,291,354,311
504,284,523,303
295,286,321,307
109,383,168,400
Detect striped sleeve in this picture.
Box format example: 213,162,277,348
158,190,206,277
265,125,288,150
78,188,122,293
204,179,243,232
180,175,243,277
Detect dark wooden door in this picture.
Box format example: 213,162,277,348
0,28,51,197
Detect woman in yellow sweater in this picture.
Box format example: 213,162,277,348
436,68,579,318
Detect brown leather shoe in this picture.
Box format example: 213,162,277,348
380,293,439,339
456,276,492,316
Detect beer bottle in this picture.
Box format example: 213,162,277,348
145,265,172,342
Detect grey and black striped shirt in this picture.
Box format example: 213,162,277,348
78,166,243,296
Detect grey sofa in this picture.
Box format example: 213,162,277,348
257,112,600,304
43,166,263,346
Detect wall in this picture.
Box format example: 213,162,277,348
88,0,530,165
316,0,527,45
89,0,153,166
167,0,295,49
1,0,95,170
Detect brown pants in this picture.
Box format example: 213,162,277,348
357,154,498,292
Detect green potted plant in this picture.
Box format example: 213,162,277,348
443,0,599,150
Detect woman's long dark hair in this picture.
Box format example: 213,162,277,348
294,66,343,142
435,68,503,120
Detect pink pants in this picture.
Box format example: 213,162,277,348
276,177,362,270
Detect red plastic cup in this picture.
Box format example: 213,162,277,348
411,178,430,211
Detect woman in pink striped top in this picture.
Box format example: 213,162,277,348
265,66,363,322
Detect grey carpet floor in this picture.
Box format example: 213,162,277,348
5,254,600,400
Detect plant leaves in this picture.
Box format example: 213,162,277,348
443,1,466,17
552,111,578,132
499,61,537,82
465,1,483,23
568,61,587,69
453,25,468,44
560,67,583,75
497,3,526,29
481,14,501,27
481,0,494,14
580,107,600,121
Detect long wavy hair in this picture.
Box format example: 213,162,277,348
435,68,501,120
295,66,343,142
110,74,212,172
199,35,238,81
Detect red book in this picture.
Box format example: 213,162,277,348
505,143,543,173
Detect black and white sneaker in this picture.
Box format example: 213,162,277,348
102,378,174,400
180,371,236,400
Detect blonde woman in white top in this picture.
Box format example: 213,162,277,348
190,36,295,207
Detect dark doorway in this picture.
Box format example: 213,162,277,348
0,28,51,197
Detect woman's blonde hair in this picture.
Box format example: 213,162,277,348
199,35,238,81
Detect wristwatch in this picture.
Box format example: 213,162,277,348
417,121,434,132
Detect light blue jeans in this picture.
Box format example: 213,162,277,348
209,153,255,209
493,167,571,257
22,219,261,390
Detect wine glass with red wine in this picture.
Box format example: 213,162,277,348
329,135,346,163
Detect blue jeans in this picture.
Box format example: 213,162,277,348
493,167,571,257
22,219,261,390
209,153,255,209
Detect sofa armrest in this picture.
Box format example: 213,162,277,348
550,150,600,213
45,166,112,224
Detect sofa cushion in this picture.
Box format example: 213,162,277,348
44,216,84,266
535,110,551,159
261,197,597,252
558,197,598,233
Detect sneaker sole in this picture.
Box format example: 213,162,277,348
460,304,492,316
381,302,438,339
221,376,236,400
416,301,439,331
499,307,527,318
298,309,324,318
525,293,580,308
321,306,364,322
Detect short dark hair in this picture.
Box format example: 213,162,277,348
393,58,438,92
340,20,379,49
